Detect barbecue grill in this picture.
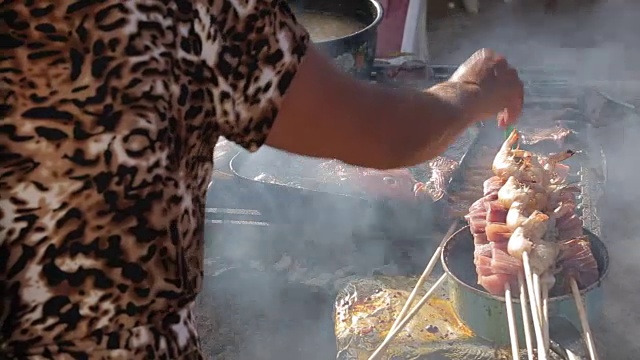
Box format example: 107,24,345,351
199,66,634,359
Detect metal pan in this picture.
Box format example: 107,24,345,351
441,225,609,351
226,123,482,231
227,148,436,235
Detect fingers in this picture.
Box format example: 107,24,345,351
503,70,524,126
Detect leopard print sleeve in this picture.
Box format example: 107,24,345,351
200,0,310,152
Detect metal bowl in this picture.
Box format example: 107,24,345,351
290,0,383,79
441,225,610,347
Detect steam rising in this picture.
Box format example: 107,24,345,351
197,1,640,358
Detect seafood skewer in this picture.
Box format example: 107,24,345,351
467,129,600,359
570,277,599,360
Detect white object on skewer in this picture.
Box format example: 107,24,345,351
570,277,599,360
522,252,547,360
504,283,520,360
368,274,448,360
518,273,535,360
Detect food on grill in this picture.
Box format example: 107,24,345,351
518,125,575,146
252,159,420,201
555,237,599,292
465,129,598,296
413,156,459,201
446,146,496,218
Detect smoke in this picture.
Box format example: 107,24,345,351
430,1,640,358
197,143,438,359
196,0,640,359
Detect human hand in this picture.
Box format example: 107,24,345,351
449,49,524,127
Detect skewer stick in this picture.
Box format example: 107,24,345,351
533,274,542,322
522,252,547,360
542,282,550,353
368,274,448,360
570,277,599,360
518,273,535,360
504,282,520,360
533,273,548,354
386,222,458,335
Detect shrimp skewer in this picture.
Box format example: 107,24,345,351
493,129,546,184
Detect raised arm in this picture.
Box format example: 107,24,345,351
266,47,524,169
208,1,523,167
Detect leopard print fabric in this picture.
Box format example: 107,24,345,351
0,0,308,358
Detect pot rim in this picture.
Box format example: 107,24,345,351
311,0,384,44
440,224,611,304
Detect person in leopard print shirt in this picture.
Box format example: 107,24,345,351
0,0,522,358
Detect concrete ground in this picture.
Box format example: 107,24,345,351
429,1,640,358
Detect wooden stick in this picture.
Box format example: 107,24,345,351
505,282,520,360
570,277,599,360
533,274,542,322
518,273,535,360
542,282,550,354
522,252,547,360
368,274,448,360
387,222,458,334
533,273,548,354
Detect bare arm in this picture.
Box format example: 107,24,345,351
266,47,484,170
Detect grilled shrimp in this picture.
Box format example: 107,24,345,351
508,211,559,274
492,129,525,179
492,129,545,183
508,211,549,259
498,176,549,230
541,149,577,185
498,176,528,209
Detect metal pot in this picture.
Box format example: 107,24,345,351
291,0,383,79
441,226,609,352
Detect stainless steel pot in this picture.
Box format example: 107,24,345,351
441,225,609,353
290,0,383,79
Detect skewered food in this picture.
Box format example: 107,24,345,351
250,158,421,201
413,156,459,201
465,129,598,296
519,125,575,146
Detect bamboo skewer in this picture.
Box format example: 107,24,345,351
542,282,550,354
532,276,542,323
532,273,548,356
385,222,458,335
368,274,448,360
522,252,547,360
504,282,520,360
518,273,535,360
570,277,599,360
368,224,463,360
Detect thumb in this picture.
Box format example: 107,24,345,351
497,109,508,127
